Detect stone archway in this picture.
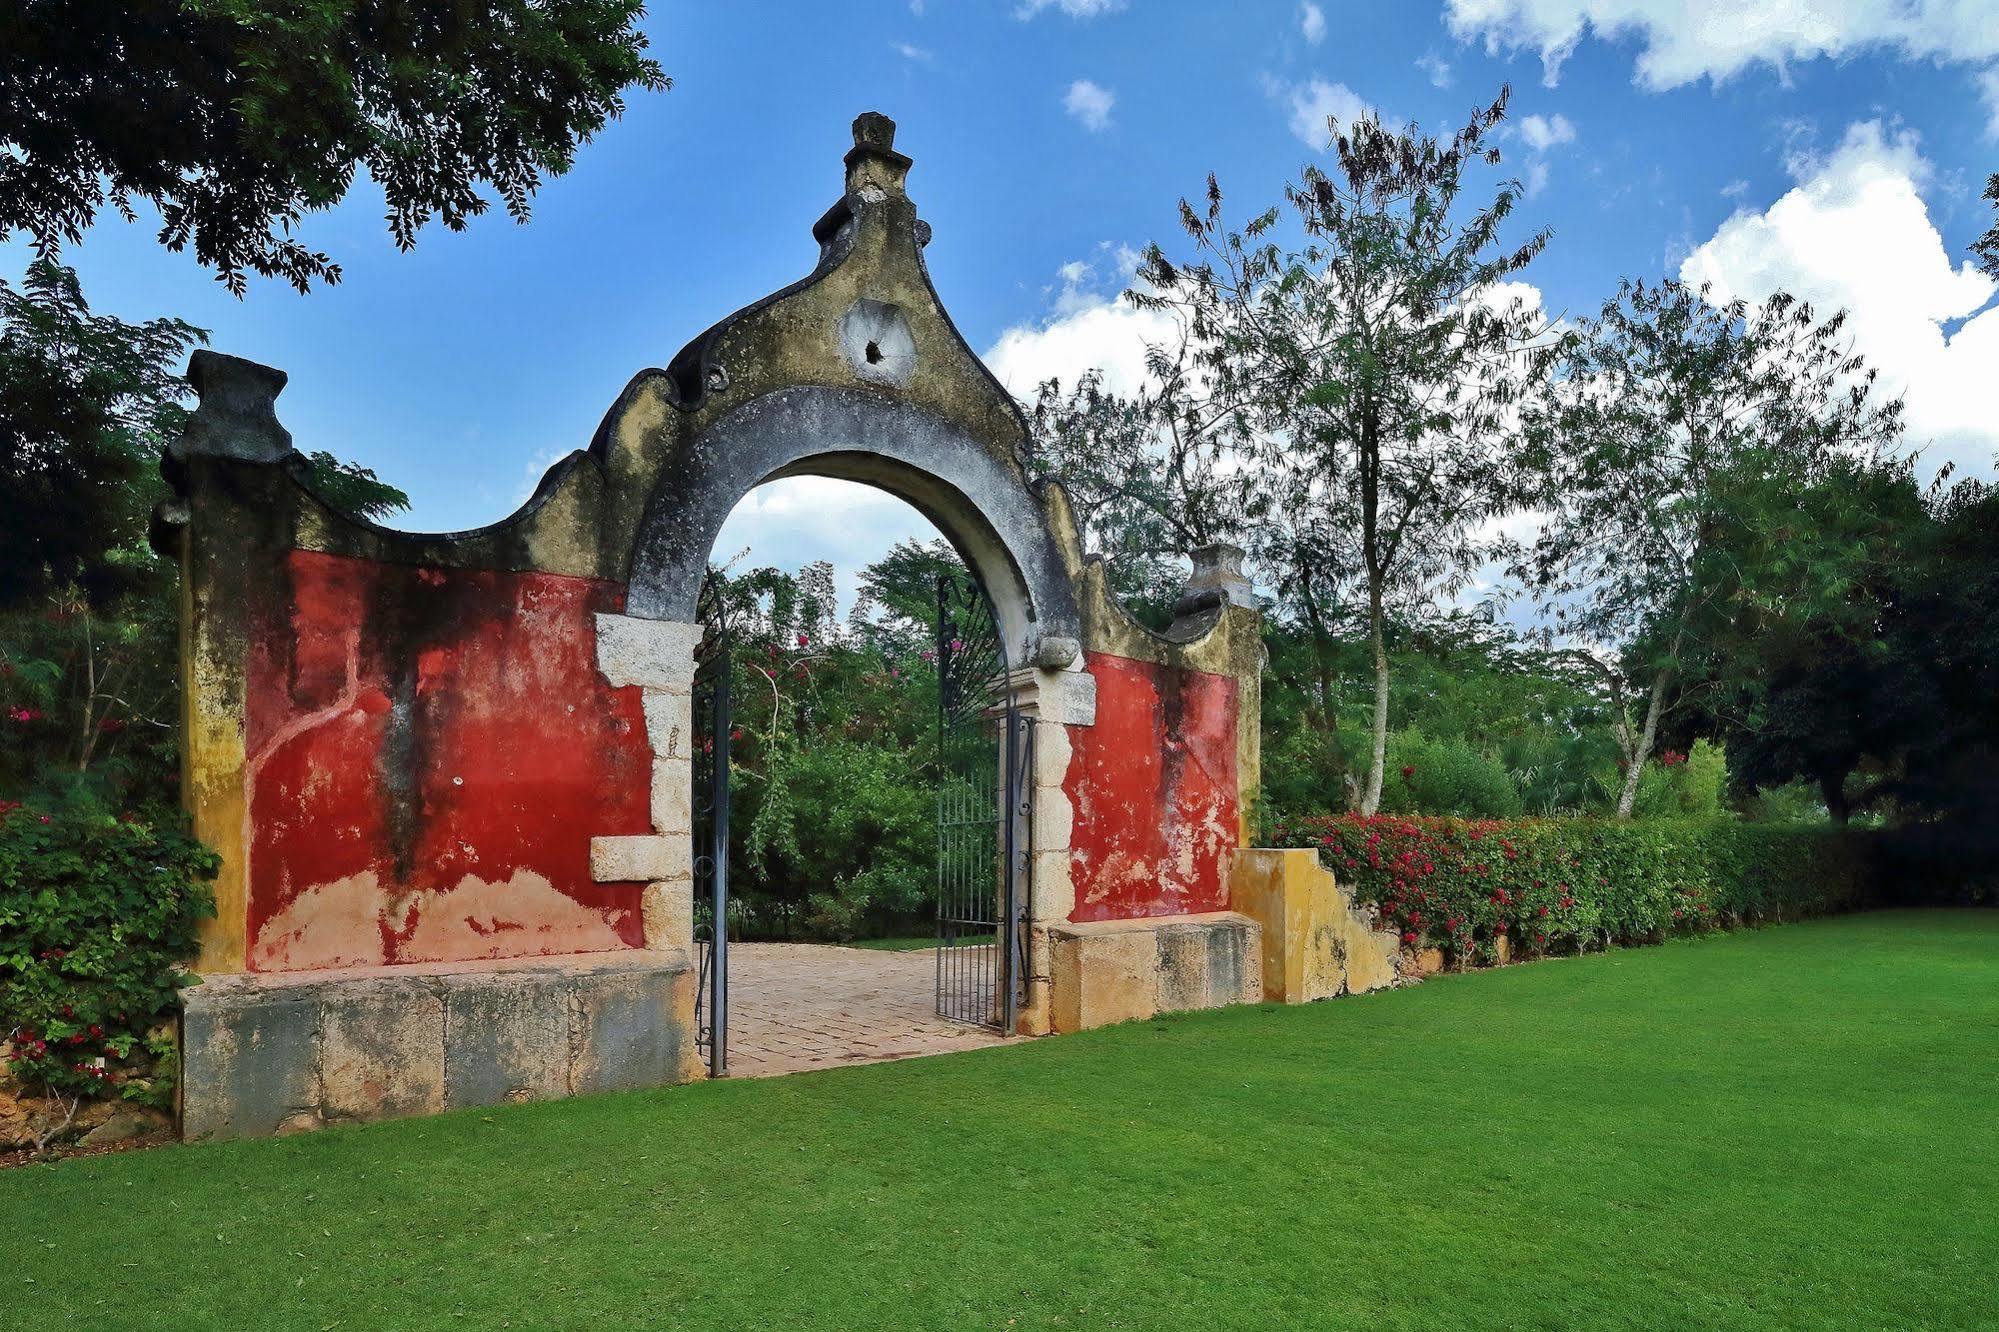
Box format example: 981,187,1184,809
162,111,1299,1141
625,384,1080,670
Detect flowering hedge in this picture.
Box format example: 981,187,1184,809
1272,814,1870,963
0,802,216,1107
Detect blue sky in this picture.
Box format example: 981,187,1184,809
11,1,1998,593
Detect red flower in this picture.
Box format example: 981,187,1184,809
1400,931,1418,945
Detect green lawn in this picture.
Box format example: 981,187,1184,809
6,911,1996,1330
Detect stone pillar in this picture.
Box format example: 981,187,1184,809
591,613,705,958
1012,650,1095,1037
156,351,298,974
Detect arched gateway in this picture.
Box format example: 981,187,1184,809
159,115,1398,1139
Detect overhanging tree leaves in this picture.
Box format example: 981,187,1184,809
1,0,668,293
1975,172,1999,280
1136,88,1550,814
1516,279,1905,817
0,259,407,803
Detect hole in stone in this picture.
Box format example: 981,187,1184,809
864,340,883,365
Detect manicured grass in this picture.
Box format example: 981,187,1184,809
6,911,1996,1330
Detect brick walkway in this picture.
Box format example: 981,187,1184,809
722,942,1012,1077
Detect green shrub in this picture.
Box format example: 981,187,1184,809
1270,812,1869,961
737,739,935,940
1377,731,1524,819
1632,738,1729,818
0,801,216,1107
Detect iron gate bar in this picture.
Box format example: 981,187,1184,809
934,571,1027,1029
692,577,732,1077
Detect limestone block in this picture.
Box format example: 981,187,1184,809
180,982,320,1141
440,971,569,1109
595,614,702,690
1029,848,1075,925
643,689,694,761
642,879,695,953
1050,925,1158,1032
1030,715,1074,790
1050,912,1262,1031
1031,785,1074,851
1033,668,1098,726
591,833,689,883
319,975,446,1122
567,959,698,1093
651,757,693,835
1157,920,1249,1011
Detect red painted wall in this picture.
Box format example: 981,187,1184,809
243,550,653,972
1065,651,1240,922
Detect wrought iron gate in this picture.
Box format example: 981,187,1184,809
934,573,1031,1030
692,582,732,1077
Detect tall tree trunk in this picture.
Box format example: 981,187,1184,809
1614,663,1672,819
1360,572,1389,816
1357,410,1387,816
1820,769,1852,825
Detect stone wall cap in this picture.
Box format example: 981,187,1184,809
1049,910,1258,941
185,949,692,1001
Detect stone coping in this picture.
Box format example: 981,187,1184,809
186,947,690,998
1048,909,1258,939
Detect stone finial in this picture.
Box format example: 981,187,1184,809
1174,542,1258,617
853,111,897,152
845,109,912,197
173,349,293,463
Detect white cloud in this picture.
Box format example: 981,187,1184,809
985,255,1178,398
1417,50,1454,88
1518,112,1576,152
1064,79,1116,132
1017,0,1126,17
1444,0,1999,91
1280,78,1372,149
1300,2,1326,44
1680,120,1999,479
1509,113,1577,197
891,41,933,62
714,478,935,616
1980,65,1999,138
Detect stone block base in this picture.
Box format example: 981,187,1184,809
1048,912,1261,1032
1228,848,1401,1002
180,949,698,1141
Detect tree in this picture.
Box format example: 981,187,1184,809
1136,89,1550,813
1689,453,1932,823
2,1,667,292
1516,280,1905,817
1023,362,1247,627
0,259,406,805
1975,173,1999,280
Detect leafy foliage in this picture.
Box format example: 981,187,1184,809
0,801,217,1109
1975,172,1999,281
0,261,408,810
1515,279,1905,815
1136,88,1551,813
2,0,668,292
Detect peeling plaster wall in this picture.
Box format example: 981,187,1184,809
1065,651,1239,923
243,549,652,971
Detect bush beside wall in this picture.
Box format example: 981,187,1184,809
0,802,216,1117
1272,814,1870,964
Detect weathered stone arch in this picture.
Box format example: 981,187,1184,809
625,384,1081,668
155,111,1384,1144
